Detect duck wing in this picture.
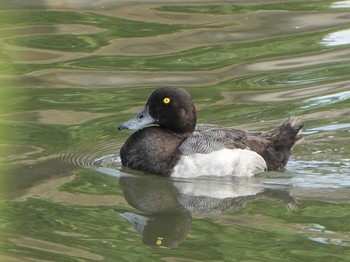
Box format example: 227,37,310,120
179,124,248,155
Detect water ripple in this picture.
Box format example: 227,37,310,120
57,140,121,168
300,91,350,110
321,28,350,47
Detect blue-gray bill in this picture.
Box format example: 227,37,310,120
117,106,156,130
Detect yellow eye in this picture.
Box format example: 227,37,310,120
163,97,171,105
156,237,163,246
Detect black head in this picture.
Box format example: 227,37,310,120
118,87,197,135
147,87,196,134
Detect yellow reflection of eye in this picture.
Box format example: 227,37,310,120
156,236,163,246
163,97,171,105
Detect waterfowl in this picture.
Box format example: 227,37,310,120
118,87,303,177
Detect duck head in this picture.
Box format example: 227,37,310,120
118,87,197,135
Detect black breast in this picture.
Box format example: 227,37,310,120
120,126,183,176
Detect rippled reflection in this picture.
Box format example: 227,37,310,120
321,28,350,46
300,91,350,110
331,0,350,8
1,0,350,260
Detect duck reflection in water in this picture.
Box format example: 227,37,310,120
116,174,298,248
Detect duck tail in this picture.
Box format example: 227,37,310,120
260,117,304,170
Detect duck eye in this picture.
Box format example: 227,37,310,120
162,97,171,105
156,236,163,246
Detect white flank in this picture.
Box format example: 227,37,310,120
171,148,267,178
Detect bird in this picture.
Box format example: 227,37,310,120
117,87,303,178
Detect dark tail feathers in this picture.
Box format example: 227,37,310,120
260,117,303,171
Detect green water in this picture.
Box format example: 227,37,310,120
1,1,350,261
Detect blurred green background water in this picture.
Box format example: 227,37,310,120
1,0,350,261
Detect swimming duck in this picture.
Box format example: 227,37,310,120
118,87,303,177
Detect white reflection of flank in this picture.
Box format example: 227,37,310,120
321,29,350,46
173,180,263,199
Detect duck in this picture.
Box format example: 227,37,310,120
117,87,303,177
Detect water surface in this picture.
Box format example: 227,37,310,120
1,1,350,261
